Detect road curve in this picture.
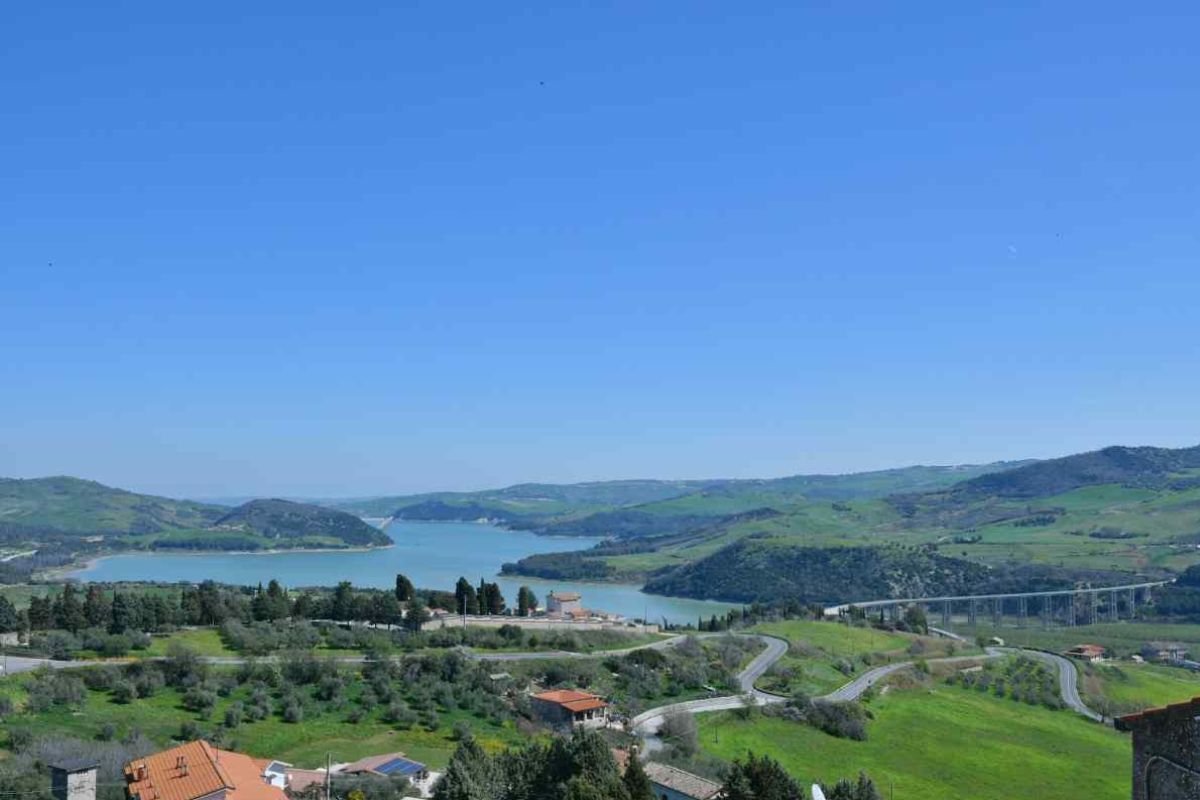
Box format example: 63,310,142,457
998,647,1104,723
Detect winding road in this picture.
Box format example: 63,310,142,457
631,633,1107,751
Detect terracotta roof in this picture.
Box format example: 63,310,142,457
643,763,722,800
562,698,608,712
1116,696,1200,731
124,741,285,800
532,689,600,705
1066,644,1105,655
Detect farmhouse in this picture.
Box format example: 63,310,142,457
530,688,610,728
1064,644,1106,662
546,591,583,616
642,763,723,800
124,741,286,800
1116,696,1200,800
339,753,429,783
1143,641,1189,663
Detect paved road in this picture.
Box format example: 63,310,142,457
0,655,72,675
998,647,1104,723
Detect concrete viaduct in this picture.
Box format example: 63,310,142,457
824,580,1171,629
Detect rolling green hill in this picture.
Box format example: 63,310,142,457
0,479,391,563
0,476,223,535
501,444,1200,601
210,499,390,548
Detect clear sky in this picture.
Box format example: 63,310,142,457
3,2,1198,498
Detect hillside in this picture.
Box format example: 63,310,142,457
0,476,223,535
334,479,717,522
503,444,1200,597
641,540,1123,604
0,479,391,573
337,462,1019,533
211,499,390,548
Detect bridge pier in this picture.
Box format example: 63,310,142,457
941,600,950,627
968,598,977,627
1069,594,1076,627
1018,596,1028,627
992,597,1002,627
1110,589,1119,622
1129,587,1137,617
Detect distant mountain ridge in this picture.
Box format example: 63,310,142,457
338,462,1027,529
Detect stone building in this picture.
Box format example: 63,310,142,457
530,689,609,729
1117,696,1200,799
51,760,98,800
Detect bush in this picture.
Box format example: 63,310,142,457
765,698,870,741
283,702,304,724
111,680,136,704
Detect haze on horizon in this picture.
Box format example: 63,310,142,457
3,2,1198,499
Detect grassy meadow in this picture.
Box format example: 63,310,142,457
697,685,1129,800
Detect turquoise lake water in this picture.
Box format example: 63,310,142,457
68,520,736,624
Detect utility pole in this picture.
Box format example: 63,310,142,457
325,753,331,800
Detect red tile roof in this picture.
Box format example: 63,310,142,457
532,689,608,712
124,741,285,800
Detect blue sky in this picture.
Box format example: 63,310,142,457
2,2,1198,497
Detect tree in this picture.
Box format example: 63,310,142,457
0,596,21,634
822,772,883,800
432,735,499,800
371,593,402,628
903,604,928,635
395,574,415,602
27,596,53,630
110,593,138,634
83,585,110,628
455,578,479,616
53,584,86,633
722,753,803,800
332,581,355,621
621,752,654,800
265,580,290,620
517,586,537,617
292,593,314,619
406,596,431,633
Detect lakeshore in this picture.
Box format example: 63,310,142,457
66,520,738,624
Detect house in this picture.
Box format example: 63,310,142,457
530,689,610,729
339,753,429,783
1116,695,1200,799
546,591,583,616
1064,644,1106,662
124,741,286,800
337,753,436,797
1144,642,1189,663
642,763,723,800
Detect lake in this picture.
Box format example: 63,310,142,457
68,520,736,624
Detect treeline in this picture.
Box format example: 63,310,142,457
432,731,882,800
10,573,549,652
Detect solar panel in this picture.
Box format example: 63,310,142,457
374,758,424,776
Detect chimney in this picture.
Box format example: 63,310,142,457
137,766,148,782
51,762,99,800
178,756,189,777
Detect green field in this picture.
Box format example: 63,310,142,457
1078,661,1200,714
697,685,1130,800
2,672,526,769
746,619,973,695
